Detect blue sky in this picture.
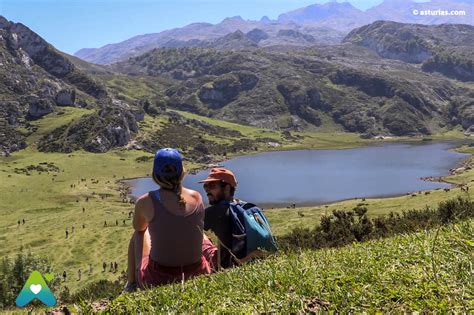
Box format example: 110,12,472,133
0,0,387,54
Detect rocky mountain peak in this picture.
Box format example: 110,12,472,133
277,1,362,24
0,16,138,156
224,30,245,40
0,16,74,77
0,16,9,28
223,16,244,22
260,16,271,23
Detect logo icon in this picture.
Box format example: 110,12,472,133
15,270,56,307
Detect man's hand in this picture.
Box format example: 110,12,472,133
238,249,266,264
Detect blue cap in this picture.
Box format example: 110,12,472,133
153,148,183,178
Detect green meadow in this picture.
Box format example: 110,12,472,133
0,107,472,298
103,219,474,313
22,217,470,314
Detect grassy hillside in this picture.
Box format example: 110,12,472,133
97,219,473,313
23,107,93,147
0,110,371,295
0,107,472,298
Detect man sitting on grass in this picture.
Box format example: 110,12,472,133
200,168,266,271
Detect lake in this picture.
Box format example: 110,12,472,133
126,141,469,207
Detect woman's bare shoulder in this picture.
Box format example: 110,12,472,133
184,188,202,203
135,193,154,215
136,192,152,205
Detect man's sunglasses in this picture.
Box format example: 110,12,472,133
203,181,225,190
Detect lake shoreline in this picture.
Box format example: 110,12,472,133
421,144,474,187
123,139,472,207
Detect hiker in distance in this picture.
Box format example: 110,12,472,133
124,148,216,292
200,168,277,271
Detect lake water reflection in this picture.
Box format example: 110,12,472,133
127,142,469,207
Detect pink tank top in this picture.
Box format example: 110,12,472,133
147,190,204,267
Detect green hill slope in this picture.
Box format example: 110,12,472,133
103,219,473,313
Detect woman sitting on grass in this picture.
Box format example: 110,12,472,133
125,148,216,292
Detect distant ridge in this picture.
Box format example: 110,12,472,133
74,0,473,64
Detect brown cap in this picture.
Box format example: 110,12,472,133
198,168,237,188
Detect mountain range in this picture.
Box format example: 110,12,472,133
0,12,473,158
74,0,473,64
108,20,473,133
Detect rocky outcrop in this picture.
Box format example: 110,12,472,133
277,81,325,126
343,21,474,64
330,69,394,97
343,21,432,63
461,111,474,131
382,99,429,136
277,29,315,43
55,89,76,106
422,49,474,82
131,109,145,122
0,17,107,98
236,71,258,90
245,29,269,43
27,97,55,119
38,106,138,153
0,16,74,77
0,120,27,156
0,101,24,126
329,68,434,116
0,17,117,155
198,72,258,108
333,110,376,134
460,101,474,131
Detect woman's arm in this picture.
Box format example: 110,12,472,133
131,195,153,276
133,195,152,232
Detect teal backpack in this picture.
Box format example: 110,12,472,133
228,201,278,257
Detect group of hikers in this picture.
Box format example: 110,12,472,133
124,148,277,292
103,219,127,227
62,261,120,283
103,261,119,273
62,263,94,282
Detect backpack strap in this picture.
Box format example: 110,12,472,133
220,199,246,266
231,200,273,233
218,238,243,266
229,199,246,207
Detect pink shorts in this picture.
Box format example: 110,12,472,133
202,238,219,272
138,239,218,288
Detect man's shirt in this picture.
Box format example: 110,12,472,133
203,200,234,268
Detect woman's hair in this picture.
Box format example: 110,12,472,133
153,165,186,205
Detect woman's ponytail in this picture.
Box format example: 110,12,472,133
152,165,186,205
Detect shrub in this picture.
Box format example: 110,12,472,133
278,197,473,251
0,250,60,308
